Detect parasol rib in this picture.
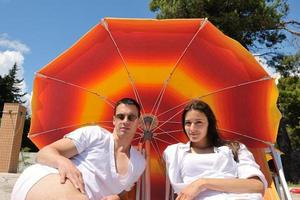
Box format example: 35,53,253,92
132,136,143,142
156,76,273,118
137,136,145,146
35,72,115,107
155,127,182,143
157,120,181,124
151,139,163,161
101,19,146,115
134,132,143,139
151,18,209,118
150,79,167,115
152,137,173,145
29,122,114,139
155,129,183,136
153,108,183,133
151,77,274,144
151,80,168,116
218,128,273,145
137,131,144,136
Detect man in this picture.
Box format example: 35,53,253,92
11,98,146,200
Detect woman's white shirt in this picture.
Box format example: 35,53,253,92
181,153,218,183
163,142,267,200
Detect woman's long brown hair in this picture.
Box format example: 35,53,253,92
182,100,240,162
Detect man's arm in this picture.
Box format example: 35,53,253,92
36,138,85,194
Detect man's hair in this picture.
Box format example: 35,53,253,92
114,98,141,117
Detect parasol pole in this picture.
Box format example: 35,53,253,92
165,174,170,200
270,145,292,200
136,143,143,200
144,140,151,200
142,115,158,200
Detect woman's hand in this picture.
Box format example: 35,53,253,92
176,179,206,200
100,194,120,200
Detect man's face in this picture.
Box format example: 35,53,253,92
113,103,140,138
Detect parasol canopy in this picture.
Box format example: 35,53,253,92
29,18,281,199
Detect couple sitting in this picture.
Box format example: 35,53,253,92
12,98,267,200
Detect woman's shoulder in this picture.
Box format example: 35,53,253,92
163,142,190,159
165,142,189,151
219,142,248,152
164,143,179,154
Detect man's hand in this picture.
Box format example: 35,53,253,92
57,157,85,194
100,194,121,200
36,138,85,194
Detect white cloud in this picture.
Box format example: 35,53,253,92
0,50,24,77
23,92,32,115
0,34,30,54
0,34,31,113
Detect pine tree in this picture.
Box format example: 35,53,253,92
0,63,37,151
0,63,27,112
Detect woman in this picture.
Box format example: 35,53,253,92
163,100,267,200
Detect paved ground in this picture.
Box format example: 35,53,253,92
0,173,19,200
1,152,300,200
0,152,36,200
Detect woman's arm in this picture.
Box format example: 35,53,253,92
176,144,267,200
176,176,264,200
201,176,264,193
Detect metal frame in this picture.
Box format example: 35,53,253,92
269,145,293,200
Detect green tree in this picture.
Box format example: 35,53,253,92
22,116,38,152
0,64,37,151
149,0,299,45
278,76,300,151
268,51,300,77
149,0,300,71
277,76,300,182
275,52,300,157
0,63,26,111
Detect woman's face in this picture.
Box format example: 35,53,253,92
184,109,209,146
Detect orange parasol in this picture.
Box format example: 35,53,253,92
29,18,281,199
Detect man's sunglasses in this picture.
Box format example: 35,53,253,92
115,113,138,122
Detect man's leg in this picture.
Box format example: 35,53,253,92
25,174,88,200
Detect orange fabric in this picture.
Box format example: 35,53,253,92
30,18,281,199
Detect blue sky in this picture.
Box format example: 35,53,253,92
0,0,299,111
